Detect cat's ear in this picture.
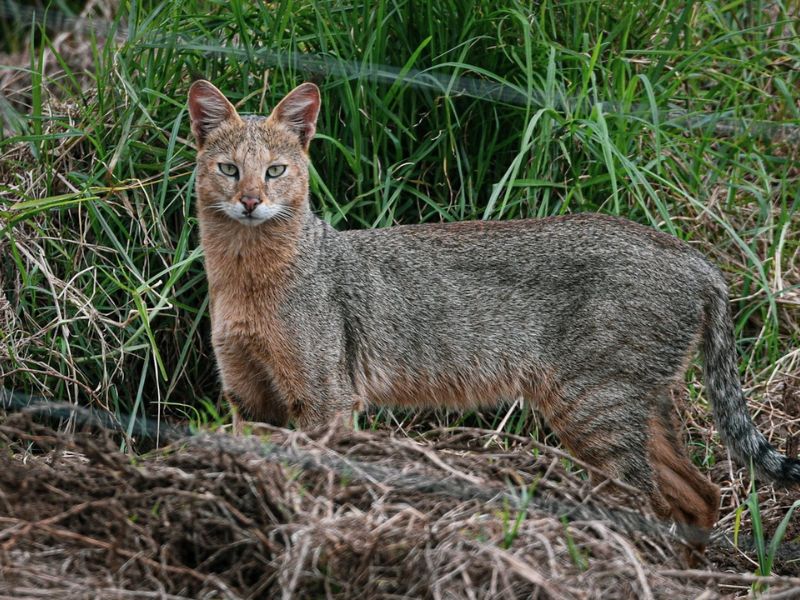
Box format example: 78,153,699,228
269,83,320,151
188,80,240,148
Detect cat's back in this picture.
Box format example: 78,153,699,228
339,213,718,285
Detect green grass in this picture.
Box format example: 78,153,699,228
733,469,800,588
0,0,798,442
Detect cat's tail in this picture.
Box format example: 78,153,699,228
702,280,800,485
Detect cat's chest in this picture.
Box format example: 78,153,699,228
211,290,302,380
207,257,289,331
210,286,285,342
204,250,311,386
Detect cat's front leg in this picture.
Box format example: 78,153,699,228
214,340,291,429
291,375,365,430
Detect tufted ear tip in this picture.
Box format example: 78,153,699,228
188,80,239,147
269,83,321,151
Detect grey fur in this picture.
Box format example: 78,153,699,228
253,207,799,486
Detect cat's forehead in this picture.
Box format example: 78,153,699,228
203,116,302,157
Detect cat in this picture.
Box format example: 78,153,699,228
187,79,799,556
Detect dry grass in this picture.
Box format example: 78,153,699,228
3,413,799,599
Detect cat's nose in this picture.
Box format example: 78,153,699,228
240,195,261,213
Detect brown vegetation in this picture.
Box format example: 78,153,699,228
1,411,798,599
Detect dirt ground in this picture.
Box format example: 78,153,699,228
1,410,798,599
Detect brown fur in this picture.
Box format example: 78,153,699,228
361,364,559,412
648,414,721,564
189,81,322,426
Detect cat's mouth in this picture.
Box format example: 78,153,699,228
240,213,266,226
217,202,286,225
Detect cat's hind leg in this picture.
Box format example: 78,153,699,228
537,379,672,509
647,399,721,558
538,379,719,563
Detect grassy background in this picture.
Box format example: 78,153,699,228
1,0,798,450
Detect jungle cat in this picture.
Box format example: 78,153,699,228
187,80,800,555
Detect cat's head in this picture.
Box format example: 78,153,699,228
188,80,320,227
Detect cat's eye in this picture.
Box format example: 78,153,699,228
218,163,239,178
266,164,287,179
